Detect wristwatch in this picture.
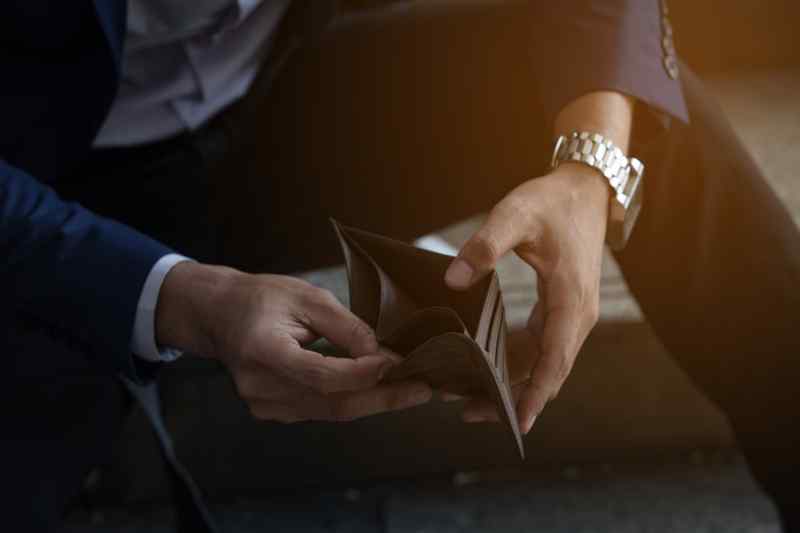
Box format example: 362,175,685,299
550,131,644,251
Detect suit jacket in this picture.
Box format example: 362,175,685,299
1,1,170,383
0,1,688,383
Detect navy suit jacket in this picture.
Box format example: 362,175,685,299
1,1,171,382
0,1,688,383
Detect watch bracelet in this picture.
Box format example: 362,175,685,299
551,131,643,207
550,131,645,251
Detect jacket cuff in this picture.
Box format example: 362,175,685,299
529,1,689,131
52,212,175,383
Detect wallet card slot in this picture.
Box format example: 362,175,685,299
483,296,501,362
498,328,509,385
474,274,500,352
492,304,507,378
486,297,504,367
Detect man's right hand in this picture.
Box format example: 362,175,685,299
154,262,432,423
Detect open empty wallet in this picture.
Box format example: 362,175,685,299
331,220,524,459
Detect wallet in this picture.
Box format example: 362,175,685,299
331,220,524,458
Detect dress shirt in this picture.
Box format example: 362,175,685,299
95,0,292,146
132,254,191,362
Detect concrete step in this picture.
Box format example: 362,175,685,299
66,451,780,532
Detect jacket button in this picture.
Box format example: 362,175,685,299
662,35,676,56
660,4,679,80
664,55,680,80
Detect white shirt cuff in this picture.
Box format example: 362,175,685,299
131,254,193,363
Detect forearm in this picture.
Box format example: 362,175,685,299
554,90,635,152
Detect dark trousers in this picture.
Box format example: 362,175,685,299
13,2,799,530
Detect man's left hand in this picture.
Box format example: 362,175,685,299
444,162,610,434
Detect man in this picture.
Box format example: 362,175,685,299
2,1,798,531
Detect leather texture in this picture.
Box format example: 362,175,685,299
332,220,524,458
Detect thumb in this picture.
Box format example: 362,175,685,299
445,200,528,290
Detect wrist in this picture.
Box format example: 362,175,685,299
551,161,611,218
155,261,242,358
551,93,643,251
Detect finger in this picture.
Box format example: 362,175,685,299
506,323,542,387
516,302,580,434
248,402,306,423
462,396,499,423
320,380,433,421
445,197,540,290
462,381,527,423
234,365,291,402
463,296,547,423
441,391,467,402
300,287,387,359
274,342,392,394
526,300,545,338
462,304,546,423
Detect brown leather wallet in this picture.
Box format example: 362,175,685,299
331,220,524,458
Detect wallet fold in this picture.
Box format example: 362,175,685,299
331,220,524,459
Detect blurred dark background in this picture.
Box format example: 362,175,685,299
670,0,799,72
340,0,800,73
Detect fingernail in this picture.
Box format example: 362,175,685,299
523,415,537,434
445,259,474,289
463,412,486,423
441,392,464,402
378,347,403,364
410,386,433,405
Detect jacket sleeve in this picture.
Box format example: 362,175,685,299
1,160,172,381
528,0,688,129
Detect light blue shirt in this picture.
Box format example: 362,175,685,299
95,0,291,146
115,0,292,362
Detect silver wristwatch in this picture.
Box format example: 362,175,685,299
551,131,644,251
